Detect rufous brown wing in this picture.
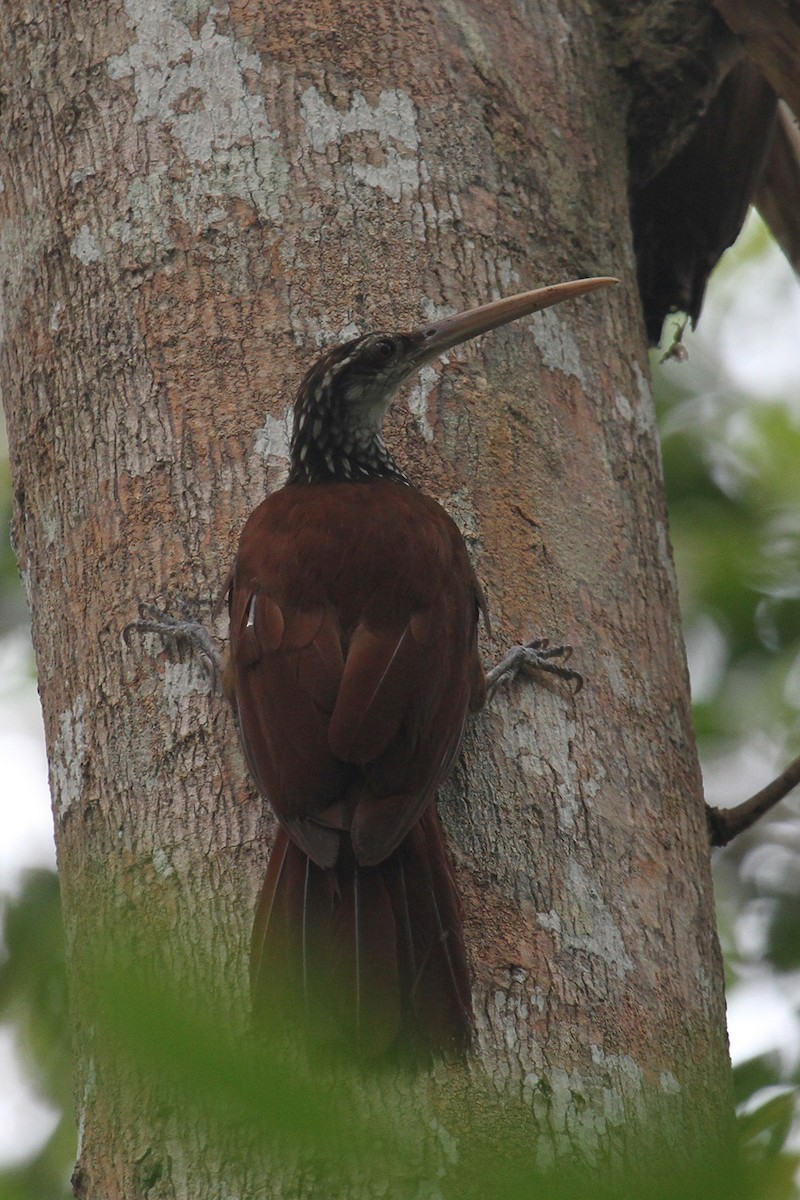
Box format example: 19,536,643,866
225,277,616,1057
228,480,483,1055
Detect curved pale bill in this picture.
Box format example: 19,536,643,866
411,277,618,364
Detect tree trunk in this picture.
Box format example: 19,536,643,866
1,0,732,1195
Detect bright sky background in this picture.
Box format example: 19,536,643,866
1,213,800,1169
0,633,58,1167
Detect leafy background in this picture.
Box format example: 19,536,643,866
1,213,799,1197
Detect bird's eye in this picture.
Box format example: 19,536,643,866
371,337,396,361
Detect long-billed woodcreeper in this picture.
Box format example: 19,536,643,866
129,277,615,1059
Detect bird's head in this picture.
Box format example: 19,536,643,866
288,276,617,485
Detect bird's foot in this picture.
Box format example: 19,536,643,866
486,637,582,702
123,601,223,690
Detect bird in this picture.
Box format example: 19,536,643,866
219,277,616,1059
632,59,778,344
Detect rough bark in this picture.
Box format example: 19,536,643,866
1,0,732,1196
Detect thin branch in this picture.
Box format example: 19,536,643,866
707,752,800,846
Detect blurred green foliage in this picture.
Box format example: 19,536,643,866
0,925,761,1200
1,214,800,1196
0,874,73,1200
655,213,800,1195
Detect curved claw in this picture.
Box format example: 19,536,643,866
485,637,583,701
123,602,222,690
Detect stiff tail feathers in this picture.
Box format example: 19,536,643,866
250,808,473,1058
